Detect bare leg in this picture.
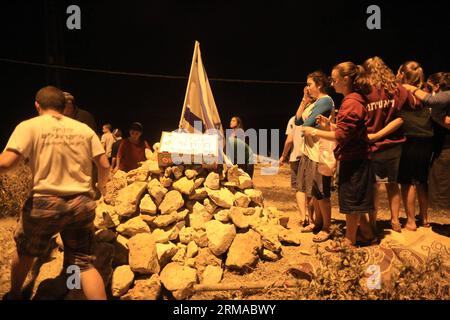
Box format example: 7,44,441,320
312,197,322,227
9,250,35,299
307,197,315,225
401,184,417,231
386,182,401,229
369,183,379,231
80,268,106,300
359,214,375,240
345,214,360,245
296,191,307,225
416,183,429,226
317,198,331,232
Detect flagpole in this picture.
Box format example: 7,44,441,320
179,40,200,128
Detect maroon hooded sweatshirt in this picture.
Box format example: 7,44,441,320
364,85,407,153
334,92,370,161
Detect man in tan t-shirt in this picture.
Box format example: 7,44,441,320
0,86,110,300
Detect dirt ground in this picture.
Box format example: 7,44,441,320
0,162,449,299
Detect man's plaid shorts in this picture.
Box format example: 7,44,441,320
14,193,97,271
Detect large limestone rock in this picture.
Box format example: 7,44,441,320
184,169,198,180
237,175,253,190
204,172,220,190
179,227,194,244
195,248,222,276
116,216,151,237
115,182,148,217
121,274,162,300
159,176,173,188
172,246,186,263
244,189,264,206
226,166,252,189
226,229,262,271
159,262,197,300
206,187,234,208
94,202,120,229
172,177,195,195
214,209,230,223
104,176,127,205
234,192,251,208
193,177,205,189
279,229,301,246
203,198,218,214
152,212,178,228
253,223,283,253
140,194,157,215
193,229,209,248
186,241,199,259
226,166,241,185
262,249,280,261
156,242,179,267
152,228,170,243
159,190,184,214
111,265,135,297
128,233,160,274
201,265,223,285
189,188,208,201
147,179,168,205
205,220,236,256
189,202,213,230
141,159,162,175
172,165,184,180
229,207,251,229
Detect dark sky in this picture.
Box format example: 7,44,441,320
1,0,449,152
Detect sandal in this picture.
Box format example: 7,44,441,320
313,230,331,243
391,221,402,233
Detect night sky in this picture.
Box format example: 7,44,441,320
1,0,449,154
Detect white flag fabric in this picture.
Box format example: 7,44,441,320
179,41,223,134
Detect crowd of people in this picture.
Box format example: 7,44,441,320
0,57,448,299
279,57,449,251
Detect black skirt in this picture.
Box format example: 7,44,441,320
338,159,375,214
397,137,434,185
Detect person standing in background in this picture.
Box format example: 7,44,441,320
114,122,151,173
63,91,97,132
396,61,433,231
403,72,450,218
110,128,123,171
100,123,115,162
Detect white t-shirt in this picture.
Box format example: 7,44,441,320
4,114,105,197
101,132,115,158
285,116,303,162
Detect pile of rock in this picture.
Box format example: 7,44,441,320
91,147,300,300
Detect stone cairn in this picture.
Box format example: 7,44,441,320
92,144,301,300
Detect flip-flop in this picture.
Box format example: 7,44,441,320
313,231,331,243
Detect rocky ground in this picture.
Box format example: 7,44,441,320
0,160,449,300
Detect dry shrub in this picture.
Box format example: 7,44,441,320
298,237,449,300
0,160,32,217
